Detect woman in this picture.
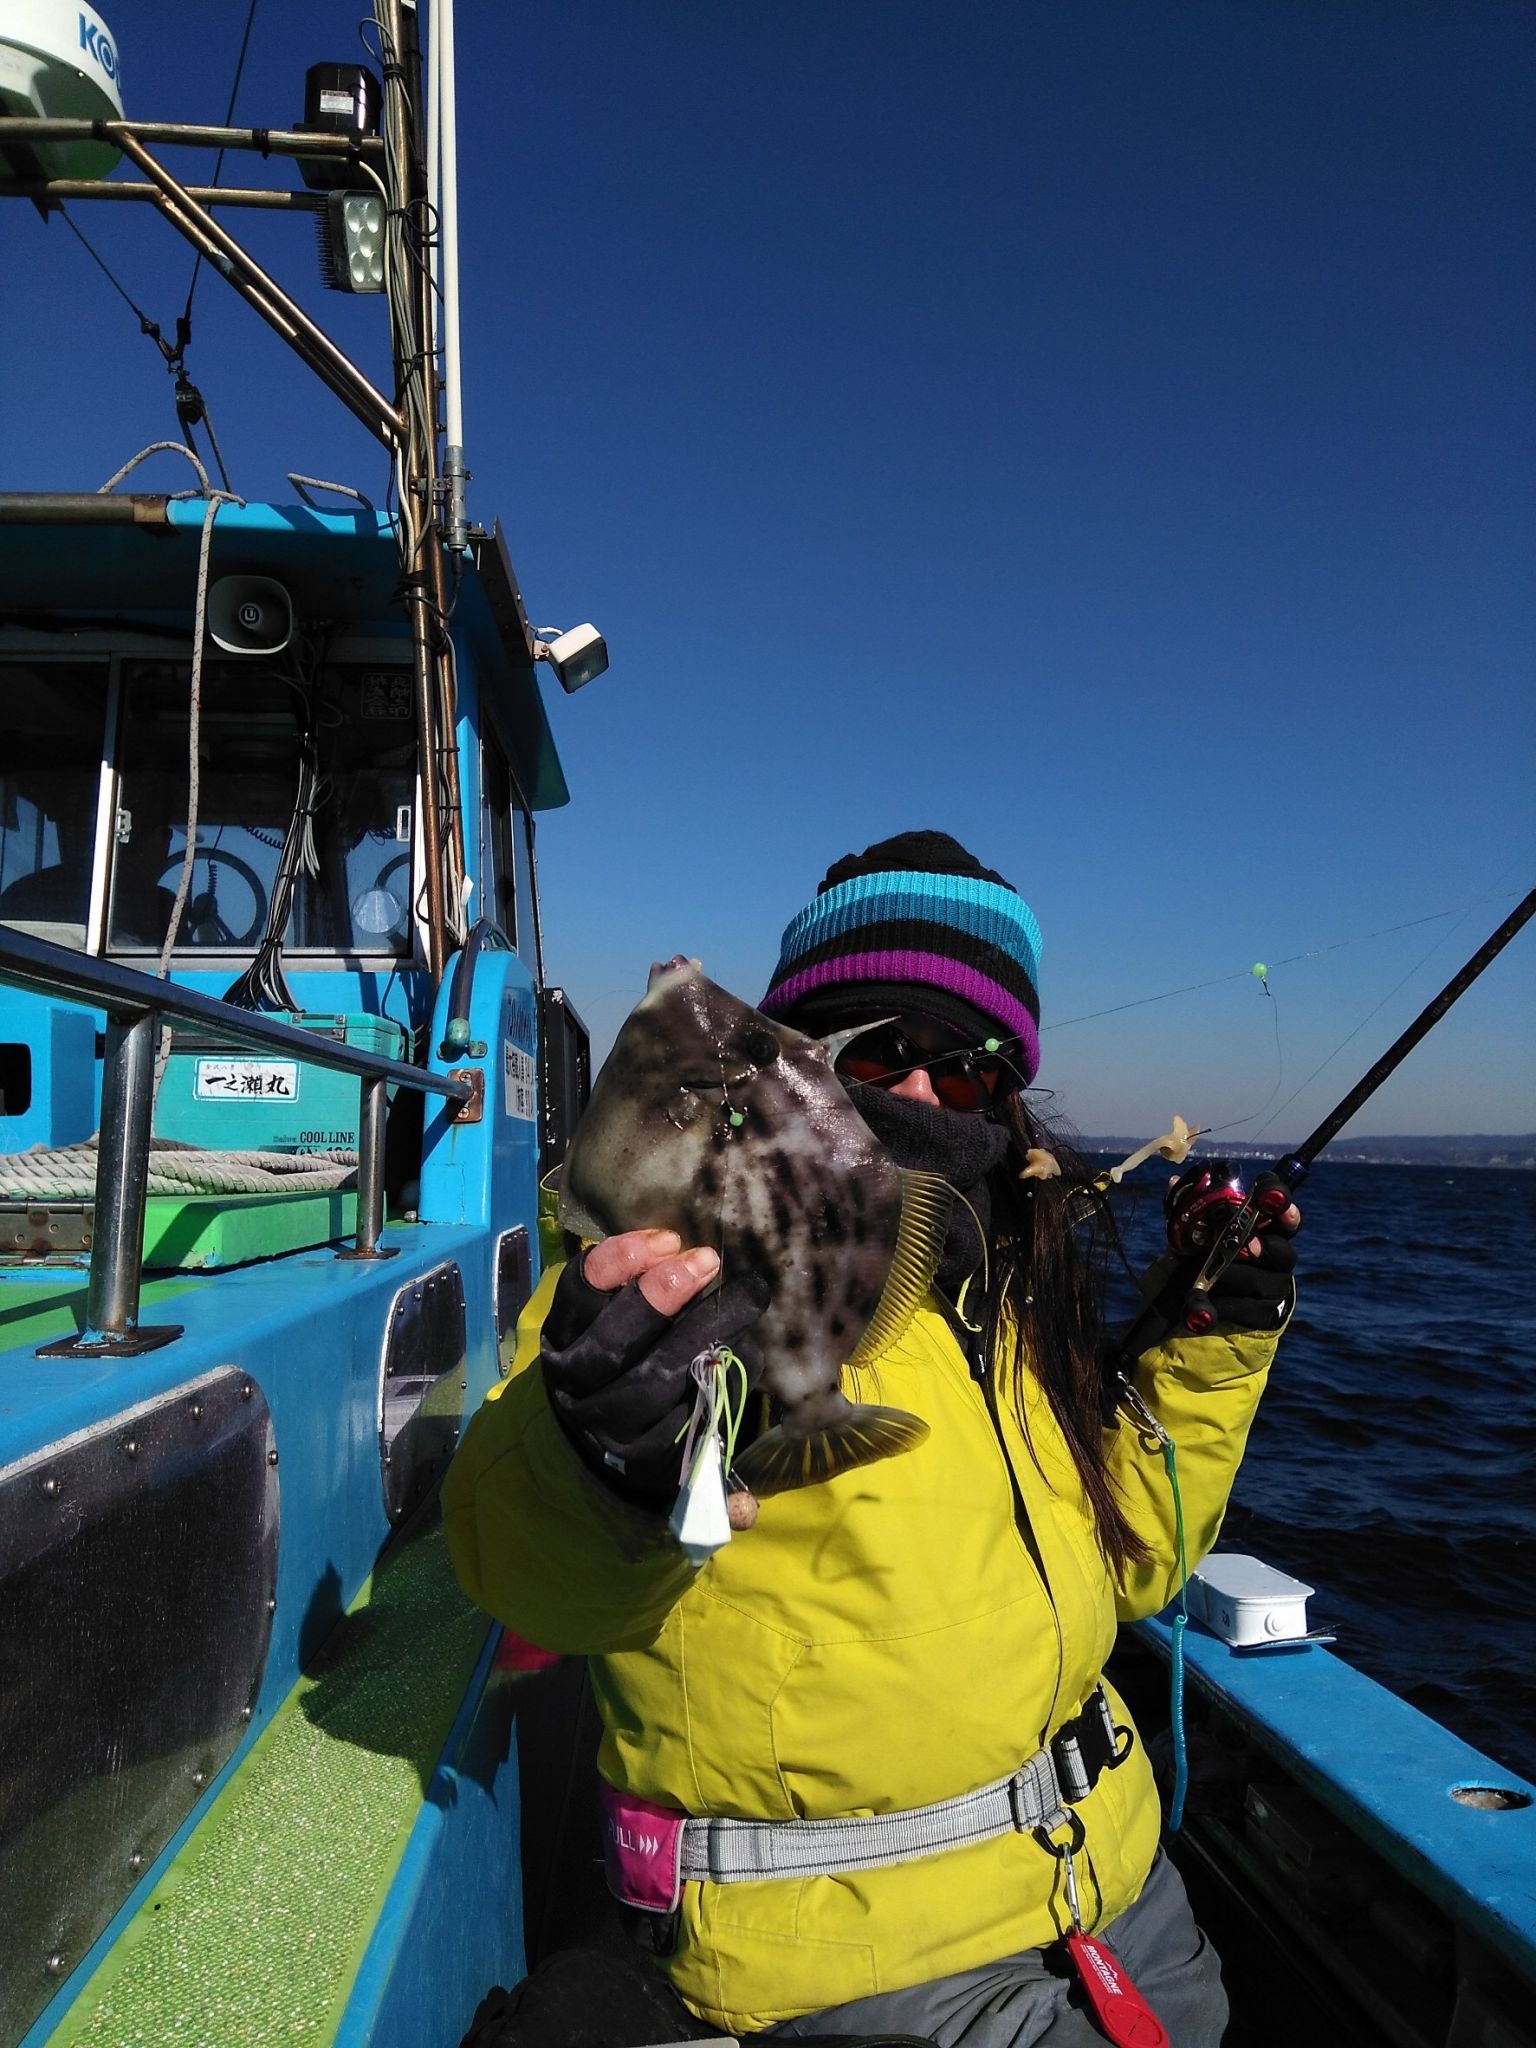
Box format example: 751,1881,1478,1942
445,831,1300,2045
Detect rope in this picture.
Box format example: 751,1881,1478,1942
157,489,244,988
98,445,245,1095
180,0,262,327
0,1139,357,1201
99,439,212,497
57,206,164,332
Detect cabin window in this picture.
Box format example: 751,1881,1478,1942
107,659,416,956
0,660,109,947
479,733,519,944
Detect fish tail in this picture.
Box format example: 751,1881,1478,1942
845,1170,953,1371
733,1403,929,1495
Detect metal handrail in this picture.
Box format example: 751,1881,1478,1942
0,926,471,1354
0,927,465,1092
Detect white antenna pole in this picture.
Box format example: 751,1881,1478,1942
426,0,442,343
437,0,469,550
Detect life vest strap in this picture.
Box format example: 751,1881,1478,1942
604,1686,1131,1904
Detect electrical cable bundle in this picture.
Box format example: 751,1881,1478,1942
222,634,331,1013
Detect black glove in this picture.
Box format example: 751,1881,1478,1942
541,1253,769,1505
1161,1163,1300,1332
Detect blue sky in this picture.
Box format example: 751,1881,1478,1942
5,2,1532,1138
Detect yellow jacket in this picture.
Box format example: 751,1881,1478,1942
445,1268,1280,2035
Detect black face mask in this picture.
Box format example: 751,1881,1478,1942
844,1081,1011,1305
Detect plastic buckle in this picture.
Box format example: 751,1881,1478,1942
1007,1768,1036,1834
1009,1752,1059,1835
1052,1729,1092,1806
1032,1805,1087,1870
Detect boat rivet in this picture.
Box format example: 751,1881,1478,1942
128,1849,145,1872
241,1382,254,1401
123,1439,139,1458
189,1403,203,1421
412,1289,423,1302
45,1952,65,1976
267,1449,279,1466
40,1476,60,1499
240,1705,253,1722
267,1598,277,1614
191,1769,206,1788
383,1451,392,1467
460,1378,467,1390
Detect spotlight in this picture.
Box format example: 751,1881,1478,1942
317,190,386,294
535,624,609,694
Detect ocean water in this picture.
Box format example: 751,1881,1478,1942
1105,1162,1536,1780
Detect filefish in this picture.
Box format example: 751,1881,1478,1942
559,957,952,1494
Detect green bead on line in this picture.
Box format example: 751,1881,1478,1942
728,1110,745,1128
984,1038,1000,1053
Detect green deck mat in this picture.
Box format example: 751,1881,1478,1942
51,1515,492,2048
0,1272,198,1352
141,1191,359,1271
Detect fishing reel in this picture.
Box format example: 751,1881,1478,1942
1163,1160,1249,1257
1164,1160,1299,1333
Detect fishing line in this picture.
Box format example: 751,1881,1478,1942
1040,905,1475,1034
1200,970,1284,1138
1249,902,1479,1144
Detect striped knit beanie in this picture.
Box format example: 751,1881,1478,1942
760,830,1043,1085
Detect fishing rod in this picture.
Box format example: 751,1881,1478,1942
1114,885,1536,1368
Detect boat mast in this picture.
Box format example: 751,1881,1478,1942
374,0,466,983
433,0,470,554
0,8,483,986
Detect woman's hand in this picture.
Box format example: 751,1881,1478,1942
1164,1165,1302,1331
541,1230,768,1504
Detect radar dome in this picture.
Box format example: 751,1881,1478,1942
0,1,124,182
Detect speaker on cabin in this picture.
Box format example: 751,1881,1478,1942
207,577,294,658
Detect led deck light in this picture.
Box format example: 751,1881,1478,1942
317,191,386,294
534,624,609,693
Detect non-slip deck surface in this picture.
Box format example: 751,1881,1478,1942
51,1515,491,2047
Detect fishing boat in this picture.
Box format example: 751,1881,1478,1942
1,8,1532,2048
1,5,593,2042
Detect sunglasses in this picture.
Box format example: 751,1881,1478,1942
830,1014,1024,1114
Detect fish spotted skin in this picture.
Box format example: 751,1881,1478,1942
560,958,940,1490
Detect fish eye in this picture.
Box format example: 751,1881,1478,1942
738,1027,780,1068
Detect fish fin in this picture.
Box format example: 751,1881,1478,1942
733,1405,930,1495
845,1169,954,1370
556,1184,607,1241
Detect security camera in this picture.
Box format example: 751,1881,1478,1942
536,623,608,693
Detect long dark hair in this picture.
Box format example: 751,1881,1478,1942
983,1095,1151,1578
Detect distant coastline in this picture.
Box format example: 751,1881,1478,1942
1083,1135,1535,1169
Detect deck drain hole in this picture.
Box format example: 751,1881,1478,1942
1450,1784,1531,1811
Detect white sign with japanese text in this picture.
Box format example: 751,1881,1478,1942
194,1059,301,1103
503,1041,536,1121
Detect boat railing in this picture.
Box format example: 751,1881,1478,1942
0,923,470,1358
